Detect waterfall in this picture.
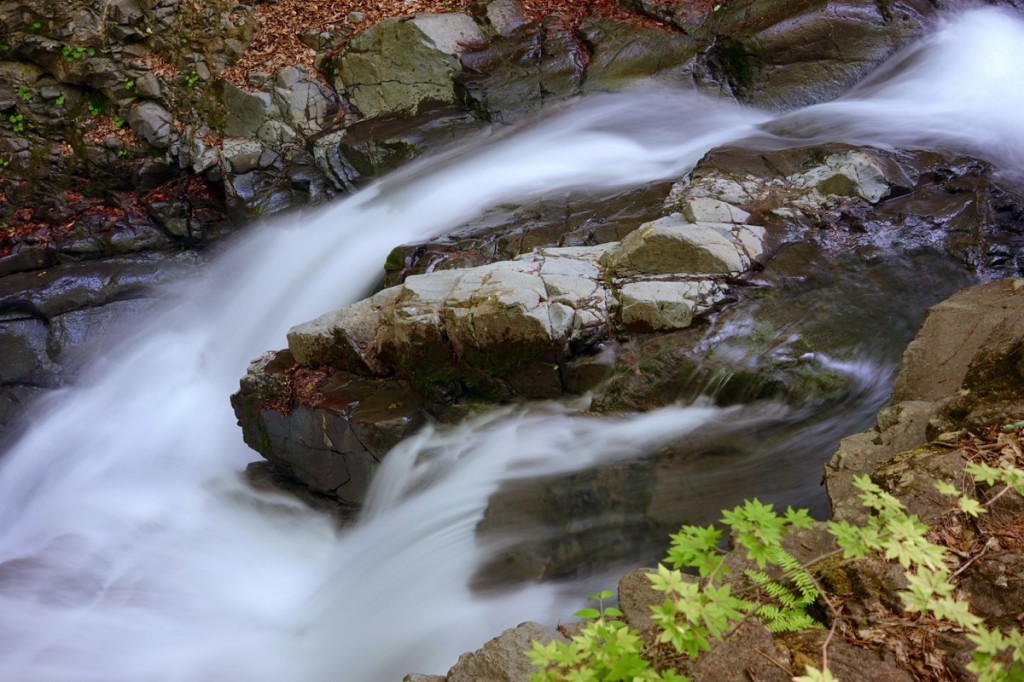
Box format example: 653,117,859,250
1,8,1022,681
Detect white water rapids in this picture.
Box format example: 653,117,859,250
1,8,1023,681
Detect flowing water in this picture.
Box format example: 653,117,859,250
1,8,1023,681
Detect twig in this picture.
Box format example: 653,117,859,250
950,538,995,580
754,647,793,677
983,484,1014,508
821,607,841,673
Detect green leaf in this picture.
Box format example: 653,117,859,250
934,480,960,497
959,496,986,517
793,664,839,682
785,506,815,530
575,608,601,620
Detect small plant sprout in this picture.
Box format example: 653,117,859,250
124,77,135,91
54,94,65,107
30,21,41,31
185,71,200,87
17,85,31,101
9,113,24,133
61,45,95,61
112,115,125,128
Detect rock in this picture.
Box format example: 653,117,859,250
384,182,673,286
231,351,426,505
0,254,198,433
693,0,939,109
445,622,566,682
826,278,1024,524
892,279,1024,404
287,288,401,374
826,401,940,523
607,214,765,275
332,15,481,119
409,13,486,55
0,315,54,385
272,67,337,137
686,621,793,682
482,0,527,36
578,18,697,92
617,280,726,332
127,101,173,149
617,567,666,630
313,104,483,192
666,144,1024,280
220,83,276,138
458,24,586,124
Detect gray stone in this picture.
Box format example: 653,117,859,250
680,197,749,224
608,215,761,275
788,150,891,206
409,13,485,55
892,279,1024,403
446,622,566,682
617,567,666,630
272,68,336,137
127,101,173,149
221,83,275,138
0,316,54,385
578,18,697,92
484,0,527,36
221,138,265,174
287,288,400,375
618,280,725,332
334,17,468,119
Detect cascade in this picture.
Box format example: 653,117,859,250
0,9,1022,681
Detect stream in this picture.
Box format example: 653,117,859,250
1,8,1023,681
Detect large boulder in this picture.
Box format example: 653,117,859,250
825,278,1024,522
330,14,484,119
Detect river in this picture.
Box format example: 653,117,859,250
1,8,1022,681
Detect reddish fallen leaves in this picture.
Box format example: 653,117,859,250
221,0,475,84
219,0,717,85
265,364,330,413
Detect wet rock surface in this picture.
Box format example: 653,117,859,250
0,252,198,432
234,140,1024,514
8,0,1009,440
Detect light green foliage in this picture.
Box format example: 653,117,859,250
8,113,24,133
124,77,135,91
794,665,839,682
17,85,31,101
827,469,1024,681
112,115,125,128
61,45,95,61
185,71,200,87
649,565,746,658
54,94,65,107
532,427,1024,682
829,476,945,570
531,500,822,681
528,591,676,682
